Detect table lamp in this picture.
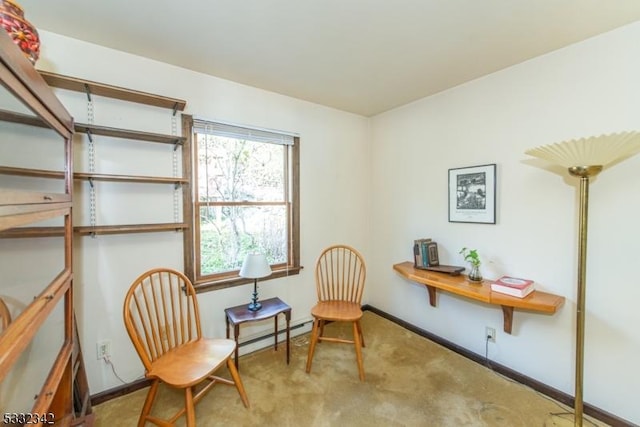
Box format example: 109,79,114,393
525,131,640,426
239,253,272,311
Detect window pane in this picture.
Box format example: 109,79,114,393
197,134,284,202
199,205,287,276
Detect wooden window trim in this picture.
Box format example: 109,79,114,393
182,115,300,291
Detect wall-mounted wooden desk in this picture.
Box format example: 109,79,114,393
393,262,565,334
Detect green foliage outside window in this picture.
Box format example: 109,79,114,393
196,134,289,276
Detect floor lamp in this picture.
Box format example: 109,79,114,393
525,131,640,427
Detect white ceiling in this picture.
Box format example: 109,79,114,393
18,0,640,116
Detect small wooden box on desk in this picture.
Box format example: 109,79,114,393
393,262,565,334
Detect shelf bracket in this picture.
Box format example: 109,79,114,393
172,102,179,117
86,128,93,143
501,306,514,334
174,182,182,190
88,177,94,188
173,140,181,151
425,285,437,307
84,83,92,102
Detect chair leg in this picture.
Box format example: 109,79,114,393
352,321,365,381
356,319,365,348
185,386,195,427
305,317,320,373
138,379,159,427
226,358,250,408
318,319,325,342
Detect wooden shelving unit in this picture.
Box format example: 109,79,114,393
0,70,190,238
0,31,92,424
393,261,565,334
0,71,191,238
43,71,188,236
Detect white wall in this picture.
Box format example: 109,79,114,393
27,31,371,395
4,20,639,424
369,22,640,424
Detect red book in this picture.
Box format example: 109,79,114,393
491,276,535,298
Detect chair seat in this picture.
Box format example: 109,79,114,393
148,338,236,388
311,300,362,322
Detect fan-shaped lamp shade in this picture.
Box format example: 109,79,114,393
525,131,640,169
239,253,272,279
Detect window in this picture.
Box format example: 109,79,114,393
185,117,300,290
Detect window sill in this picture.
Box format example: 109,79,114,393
193,266,303,293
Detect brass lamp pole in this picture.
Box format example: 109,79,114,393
526,132,640,427
567,164,601,425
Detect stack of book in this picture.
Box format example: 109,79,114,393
413,238,438,269
490,276,535,298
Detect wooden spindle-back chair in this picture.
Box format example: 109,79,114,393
305,244,367,381
123,268,249,426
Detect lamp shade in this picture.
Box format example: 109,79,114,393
239,253,272,279
525,131,640,168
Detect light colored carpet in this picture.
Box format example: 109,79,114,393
93,311,607,426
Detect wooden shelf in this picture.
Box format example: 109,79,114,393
0,167,187,184
0,165,65,179
0,108,45,127
393,261,565,334
0,189,71,232
74,172,188,184
0,223,188,238
75,123,185,145
0,204,71,232
0,226,65,238
0,110,186,145
0,189,70,205
39,71,187,112
74,223,188,236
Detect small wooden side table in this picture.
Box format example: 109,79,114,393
224,297,292,369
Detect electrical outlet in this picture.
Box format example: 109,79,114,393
485,327,496,342
96,339,111,360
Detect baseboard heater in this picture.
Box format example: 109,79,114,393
237,319,311,348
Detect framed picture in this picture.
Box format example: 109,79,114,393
448,164,496,224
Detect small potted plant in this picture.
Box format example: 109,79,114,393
459,247,482,282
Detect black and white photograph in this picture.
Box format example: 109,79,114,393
448,164,496,224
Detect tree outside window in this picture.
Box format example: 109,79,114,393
186,117,300,290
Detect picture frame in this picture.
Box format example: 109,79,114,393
448,163,496,224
